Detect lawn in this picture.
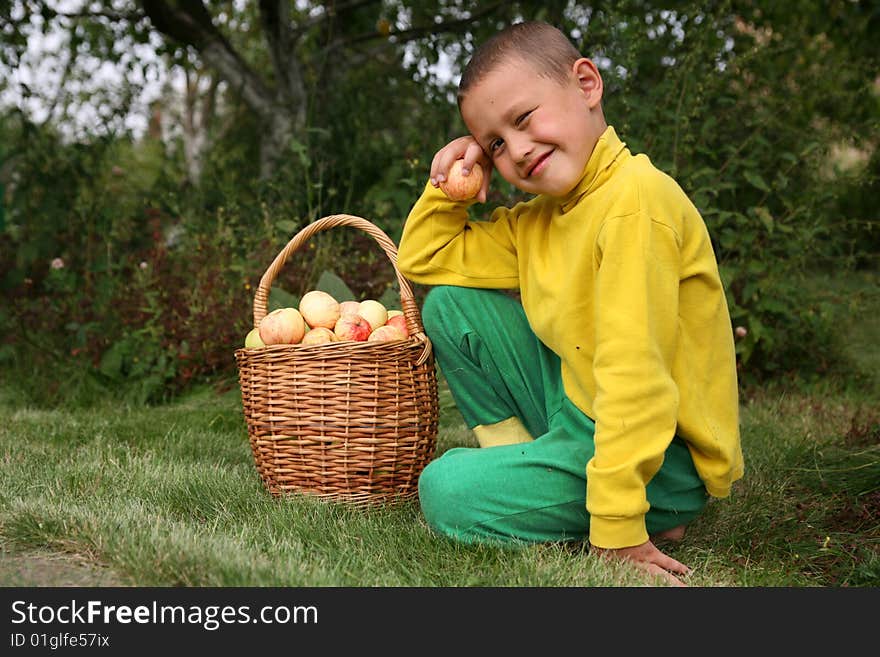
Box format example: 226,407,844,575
1,270,877,587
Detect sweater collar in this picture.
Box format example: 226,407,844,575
559,125,628,214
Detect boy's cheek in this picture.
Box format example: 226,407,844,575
494,164,521,189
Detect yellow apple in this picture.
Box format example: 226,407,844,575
244,327,265,348
358,299,388,331
300,326,338,345
299,290,340,329
368,324,407,342
440,160,483,201
259,307,306,345
339,300,361,317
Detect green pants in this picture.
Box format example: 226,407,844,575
419,286,707,545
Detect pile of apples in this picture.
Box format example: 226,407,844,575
243,290,409,348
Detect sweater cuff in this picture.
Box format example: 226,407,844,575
589,515,649,549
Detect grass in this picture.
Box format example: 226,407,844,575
0,270,877,587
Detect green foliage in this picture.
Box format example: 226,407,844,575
1,0,878,401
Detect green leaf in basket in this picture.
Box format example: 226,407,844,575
315,270,356,301
378,282,400,311
268,285,300,312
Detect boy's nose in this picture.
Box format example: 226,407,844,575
509,136,533,168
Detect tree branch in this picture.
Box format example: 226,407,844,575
320,0,509,55
290,0,384,39
138,0,275,118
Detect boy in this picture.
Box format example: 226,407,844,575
396,21,743,586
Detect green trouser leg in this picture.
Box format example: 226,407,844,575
419,285,708,544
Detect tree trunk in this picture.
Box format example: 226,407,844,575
139,0,307,181
261,110,298,180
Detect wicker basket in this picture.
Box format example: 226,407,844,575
234,214,439,506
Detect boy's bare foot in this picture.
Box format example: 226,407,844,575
651,525,687,542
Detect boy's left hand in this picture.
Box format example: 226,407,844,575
591,541,691,587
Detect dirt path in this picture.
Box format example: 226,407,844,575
0,545,129,587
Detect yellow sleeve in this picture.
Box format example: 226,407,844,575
586,212,682,549
397,182,520,288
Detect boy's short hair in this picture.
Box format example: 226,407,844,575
458,21,582,103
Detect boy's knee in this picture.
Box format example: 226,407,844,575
418,456,474,539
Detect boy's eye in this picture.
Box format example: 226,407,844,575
489,138,504,154
515,110,534,127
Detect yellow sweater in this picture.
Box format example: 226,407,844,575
397,126,744,548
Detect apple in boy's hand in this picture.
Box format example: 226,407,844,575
334,314,372,341
244,327,265,348
358,299,388,331
299,290,340,329
440,160,483,201
259,307,306,345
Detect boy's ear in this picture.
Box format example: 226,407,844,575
572,58,603,108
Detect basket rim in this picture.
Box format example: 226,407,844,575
235,332,433,365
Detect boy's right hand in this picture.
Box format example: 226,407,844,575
429,136,492,203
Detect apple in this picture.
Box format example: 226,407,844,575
339,300,361,317
358,299,388,331
244,327,265,348
385,313,408,337
300,326,338,345
299,290,340,329
386,309,403,319
440,160,483,201
334,314,372,341
258,307,306,345
368,324,407,342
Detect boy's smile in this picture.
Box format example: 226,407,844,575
460,57,607,198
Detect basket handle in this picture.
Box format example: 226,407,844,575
253,214,432,366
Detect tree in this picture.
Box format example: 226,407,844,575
1,0,515,179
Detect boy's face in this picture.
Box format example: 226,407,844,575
460,57,606,198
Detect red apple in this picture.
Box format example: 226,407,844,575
334,314,372,341
385,314,408,337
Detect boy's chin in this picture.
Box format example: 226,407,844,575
517,180,579,198
504,171,581,197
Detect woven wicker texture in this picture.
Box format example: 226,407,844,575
235,215,439,506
